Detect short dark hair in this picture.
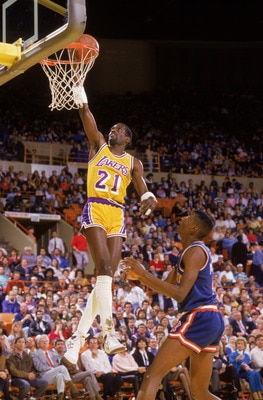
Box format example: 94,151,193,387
194,210,215,238
122,123,133,141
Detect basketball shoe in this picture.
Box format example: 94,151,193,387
64,331,86,364
104,330,125,354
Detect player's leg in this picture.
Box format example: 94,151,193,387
84,228,125,353
136,338,192,400
190,351,221,400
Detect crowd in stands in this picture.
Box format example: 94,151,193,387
0,161,263,398
0,88,263,398
0,89,263,176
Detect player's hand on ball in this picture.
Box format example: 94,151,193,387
120,257,145,280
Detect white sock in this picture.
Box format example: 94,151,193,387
95,275,114,334
77,287,99,335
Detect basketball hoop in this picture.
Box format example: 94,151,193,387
40,35,99,111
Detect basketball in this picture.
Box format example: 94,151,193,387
75,34,99,63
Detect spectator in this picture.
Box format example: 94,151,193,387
32,334,79,400
5,271,25,294
252,242,263,286
81,336,123,400
7,336,48,399
20,246,37,270
250,334,263,378
231,235,248,267
222,229,237,259
230,311,249,338
112,341,145,396
71,228,89,271
61,341,103,400
229,337,263,399
28,309,52,337
48,230,65,256
0,337,12,400
7,321,25,351
37,247,51,267
2,290,20,314
234,264,249,284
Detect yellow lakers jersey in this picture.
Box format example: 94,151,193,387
87,143,134,205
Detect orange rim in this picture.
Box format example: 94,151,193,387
40,42,99,66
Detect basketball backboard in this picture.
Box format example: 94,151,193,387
0,0,87,85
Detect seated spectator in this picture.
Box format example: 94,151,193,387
7,321,25,351
132,336,155,386
230,311,250,338
229,337,263,399
61,341,103,400
6,336,48,399
131,324,151,348
246,228,258,244
81,336,123,400
28,309,52,337
25,336,36,354
219,263,236,286
20,246,37,270
2,290,20,314
0,265,10,289
0,341,12,400
210,349,241,396
36,248,51,267
234,264,249,283
112,340,146,396
32,334,79,400
250,334,263,378
212,255,225,273
162,364,193,400
44,267,59,282
14,258,30,281
49,319,68,343
8,249,21,273
4,271,25,294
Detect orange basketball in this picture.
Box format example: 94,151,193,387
75,34,99,62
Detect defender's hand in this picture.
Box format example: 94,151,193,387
120,257,146,280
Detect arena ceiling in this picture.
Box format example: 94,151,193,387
86,0,263,41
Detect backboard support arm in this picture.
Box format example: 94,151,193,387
0,0,87,86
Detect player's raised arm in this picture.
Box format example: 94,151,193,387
73,87,105,153
132,158,158,216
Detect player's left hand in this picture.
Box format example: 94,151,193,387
120,257,146,280
139,196,158,217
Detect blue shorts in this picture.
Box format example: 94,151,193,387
168,305,224,353
80,198,126,239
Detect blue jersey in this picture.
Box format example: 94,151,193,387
177,241,216,312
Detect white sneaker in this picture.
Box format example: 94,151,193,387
64,332,85,364
104,331,125,354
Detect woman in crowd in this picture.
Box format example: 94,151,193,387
229,337,263,400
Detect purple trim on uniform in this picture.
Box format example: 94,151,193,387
87,197,124,209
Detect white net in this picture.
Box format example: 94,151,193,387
40,43,99,111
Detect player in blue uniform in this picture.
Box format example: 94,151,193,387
121,210,224,400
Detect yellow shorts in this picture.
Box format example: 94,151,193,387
80,197,126,238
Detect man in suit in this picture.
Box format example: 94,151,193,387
48,231,65,256
31,334,79,400
7,336,48,400
230,311,249,338
114,308,128,330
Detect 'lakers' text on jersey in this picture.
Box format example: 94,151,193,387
87,143,134,205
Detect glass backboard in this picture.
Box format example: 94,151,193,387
0,0,87,85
